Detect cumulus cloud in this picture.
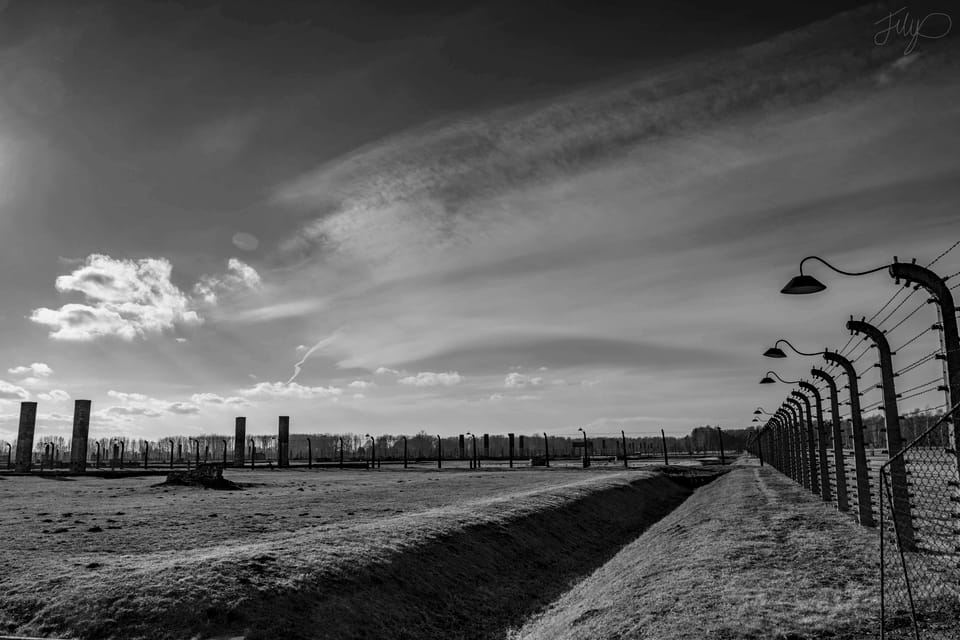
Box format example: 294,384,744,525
175,337,188,343
166,402,200,415
193,258,262,304
348,380,373,389
8,362,53,377
190,392,249,406
504,372,543,388
232,232,260,251
397,371,462,387
0,380,30,401
374,367,400,376
98,405,163,418
38,389,70,402
238,381,342,399
30,254,202,341
107,390,150,403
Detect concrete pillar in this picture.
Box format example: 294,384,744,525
69,400,91,472
278,416,290,467
824,350,874,527
234,417,246,466
15,402,38,472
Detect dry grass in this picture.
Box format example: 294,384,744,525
512,462,884,640
0,467,694,639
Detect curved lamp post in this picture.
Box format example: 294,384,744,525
466,432,479,469
763,340,873,526
847,316,915,546
791,390,820,496
188,438,199,470
785,397,809,487
364,434,375,469
811,368,849,511
766,341,872,524
797,381,831,502
782,255,959,471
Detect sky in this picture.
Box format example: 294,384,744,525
0,0,958,443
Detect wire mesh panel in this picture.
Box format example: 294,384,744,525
880,403,960,639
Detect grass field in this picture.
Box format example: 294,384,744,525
513,462,886,640
0,465,703,639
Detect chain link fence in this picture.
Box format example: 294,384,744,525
880,402,960,639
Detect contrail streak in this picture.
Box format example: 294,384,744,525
287,333,339,383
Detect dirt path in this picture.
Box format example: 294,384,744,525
514,462,882,639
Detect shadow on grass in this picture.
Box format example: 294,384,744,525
216,472,726,640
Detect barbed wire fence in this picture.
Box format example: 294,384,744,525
750,241,960,639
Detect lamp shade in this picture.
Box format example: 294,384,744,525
780,274,826,294
759,376,776,384
763,346,787,358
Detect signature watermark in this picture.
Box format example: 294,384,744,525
875,7,952,55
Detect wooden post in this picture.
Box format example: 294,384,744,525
437,435,442,469
543,432,550,468
402,436,407,469
661,429,669,465
508,433,514,468
717,427,725,465
339,438,344,469
307,437,313,469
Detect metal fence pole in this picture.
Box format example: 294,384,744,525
792,391,819,495
812,368,849,512
824,350,875,527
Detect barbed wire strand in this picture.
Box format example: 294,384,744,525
895,350,940,377
892,327,933,354
897,378,942,396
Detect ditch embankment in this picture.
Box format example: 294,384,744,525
0,467,724,640
513,463,882,640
